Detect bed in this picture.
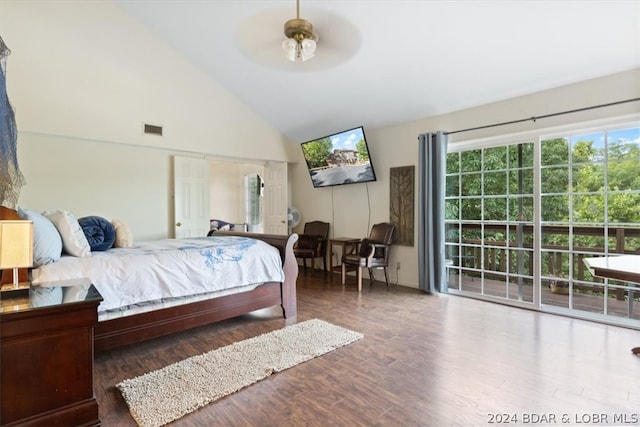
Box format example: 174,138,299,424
0,206,298,352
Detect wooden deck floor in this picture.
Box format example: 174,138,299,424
448,272,640,321
95,271,640,426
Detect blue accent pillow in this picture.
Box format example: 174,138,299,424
78,216,116,251
17,207,63,267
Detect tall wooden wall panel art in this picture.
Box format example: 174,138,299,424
390,165,414,246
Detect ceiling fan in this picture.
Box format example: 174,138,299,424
281,0,318,62
235,2,362,71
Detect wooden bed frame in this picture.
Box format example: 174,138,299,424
0,206,298,352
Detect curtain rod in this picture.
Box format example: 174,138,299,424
445,97,640,136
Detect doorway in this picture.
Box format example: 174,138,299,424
207,159,288,235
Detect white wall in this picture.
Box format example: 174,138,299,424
17,133,172,240
209,161,264,225
2,0,293,240
291,68,640,288
209,162,243,225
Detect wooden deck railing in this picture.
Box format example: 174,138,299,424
446,223,640,300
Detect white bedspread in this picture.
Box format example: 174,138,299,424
31,236,285,313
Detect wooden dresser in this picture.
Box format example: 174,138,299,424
0,283,102,426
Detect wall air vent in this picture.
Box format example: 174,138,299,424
143,123,163,136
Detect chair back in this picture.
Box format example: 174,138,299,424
341,222,396,289
303,221,330,239
368,223,396,245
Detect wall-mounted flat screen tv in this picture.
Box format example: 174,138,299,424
300,126,377,188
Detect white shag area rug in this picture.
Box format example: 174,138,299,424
116,319,363,427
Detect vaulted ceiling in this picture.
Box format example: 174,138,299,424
116,1,640,143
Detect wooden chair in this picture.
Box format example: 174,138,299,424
341,222,396,292
293,221,330,273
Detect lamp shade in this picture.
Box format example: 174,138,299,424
300,38,316,61
0,220,34,269
282,38,298,61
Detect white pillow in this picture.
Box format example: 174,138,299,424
43,210,91,257
111,219,133,248
17,207,63,267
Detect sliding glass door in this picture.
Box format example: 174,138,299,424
445,119,640,327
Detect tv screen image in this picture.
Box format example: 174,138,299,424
300,126,377,188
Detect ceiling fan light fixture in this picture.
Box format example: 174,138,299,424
281,38,298,61
299,38,316,61
282,0,318,62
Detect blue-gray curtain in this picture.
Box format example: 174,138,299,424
0,36,25,209
418,131,448,293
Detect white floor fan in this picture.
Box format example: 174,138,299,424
287,206,301,234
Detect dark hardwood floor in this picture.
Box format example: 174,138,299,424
95,270,640,426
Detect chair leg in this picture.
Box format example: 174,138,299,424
383,267,390,288
368,268,374,288
303,259,308,270
341,263,346,285
357,267,363,292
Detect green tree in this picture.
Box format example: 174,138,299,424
573,138,640,224
356,139,369,162
447,128,640,282
301,138,332,169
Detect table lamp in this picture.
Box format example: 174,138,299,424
0,220,34,289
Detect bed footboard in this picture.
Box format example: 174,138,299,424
216,231,299,318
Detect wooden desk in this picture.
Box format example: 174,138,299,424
328,238,360,279
583,255,640,355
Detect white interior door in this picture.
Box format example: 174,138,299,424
264,161,288,235
173,155,210,238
